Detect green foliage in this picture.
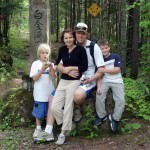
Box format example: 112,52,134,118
0,136,17,150
127,1,141,10
13,57,28,70
0,0,27,16
78,104,99,139
0,89,33,130
121,120,141,134
124,78,150,120
139,1,150,86
0,68,16,83
0,92,21,130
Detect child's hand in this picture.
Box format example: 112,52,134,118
97,88,101,95
41,62,49,71
49,62,54,70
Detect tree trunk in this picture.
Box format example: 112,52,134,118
127,0,140,79
56,0,59,42
77,0,81,23
0,19,3,46
50,0,56,34
119,0,127,76
70,0,73,28
72,0,76,27
130,5,140,79
84,0,87,23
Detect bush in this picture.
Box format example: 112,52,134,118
124,78,150,120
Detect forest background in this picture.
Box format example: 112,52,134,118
0,0,149,149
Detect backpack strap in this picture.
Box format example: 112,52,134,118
86,41,97,72
86,41,96,66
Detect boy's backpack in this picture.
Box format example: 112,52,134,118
86,41,97,71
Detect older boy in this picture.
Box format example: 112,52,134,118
93,40,125,132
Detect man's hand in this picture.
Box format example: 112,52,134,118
80,76,95,84
68,70,79,78
81,78,90,84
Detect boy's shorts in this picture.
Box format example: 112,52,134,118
32,101,48,119
79,82,96,96
50,90,56,96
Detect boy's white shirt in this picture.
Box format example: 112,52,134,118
30,60,55,102
102,58,123,83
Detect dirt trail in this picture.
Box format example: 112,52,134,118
0,121,150,150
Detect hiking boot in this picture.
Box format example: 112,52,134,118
33,129,42,138
92,115,107,126
108,114,119,133
35,131,54,141
73,106,82,122
55,134,66,145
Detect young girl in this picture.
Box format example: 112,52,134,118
30,43,55,141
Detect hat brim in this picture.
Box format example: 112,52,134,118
75,29,87,33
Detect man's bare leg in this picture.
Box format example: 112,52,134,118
73,87,86,122
74,87,86,105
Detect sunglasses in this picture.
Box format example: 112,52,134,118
75,26,87,31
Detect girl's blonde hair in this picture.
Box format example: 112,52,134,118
37,43,51,58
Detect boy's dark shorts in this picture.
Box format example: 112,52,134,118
32,101,48,119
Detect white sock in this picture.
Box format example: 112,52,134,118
36,125,41,130
45,125,53,134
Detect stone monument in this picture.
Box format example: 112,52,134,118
29,0,50,60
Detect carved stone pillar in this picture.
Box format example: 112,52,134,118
29,0,50,60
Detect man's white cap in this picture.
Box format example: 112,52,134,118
75,22,88,32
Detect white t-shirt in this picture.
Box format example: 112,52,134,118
30,60,55,102
82,40,105,78
102,53,123,84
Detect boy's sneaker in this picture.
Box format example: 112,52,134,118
92,115,107,126
33,129,42,138
36,131,54,141
55,134,66,145
108,114,119,133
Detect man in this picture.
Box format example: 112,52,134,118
73,22,105,121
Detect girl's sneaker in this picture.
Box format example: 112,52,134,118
55,134,66,145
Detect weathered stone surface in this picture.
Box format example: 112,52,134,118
29,0,50,59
